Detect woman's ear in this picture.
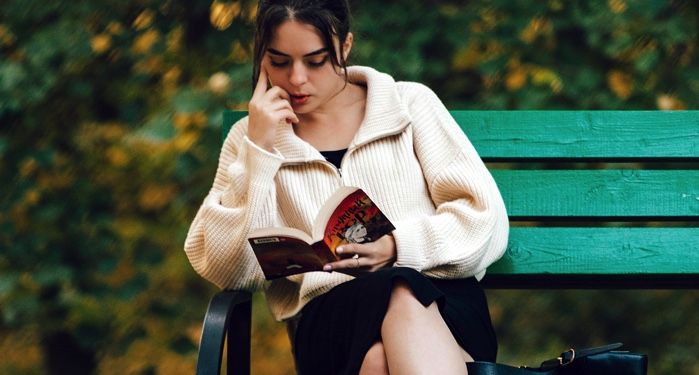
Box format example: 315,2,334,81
342,32,354,61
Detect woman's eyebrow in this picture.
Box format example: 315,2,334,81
267,47,329,57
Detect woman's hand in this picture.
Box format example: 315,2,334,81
247,68,299,151
323,234,397,275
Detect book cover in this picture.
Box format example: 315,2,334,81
248,187,395,280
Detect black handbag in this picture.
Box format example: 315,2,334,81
466,343,647,375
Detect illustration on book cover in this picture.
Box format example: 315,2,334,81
247,187,395,279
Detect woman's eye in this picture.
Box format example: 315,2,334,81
307,56,329,68
270,60,289,67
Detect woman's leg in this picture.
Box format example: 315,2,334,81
380,280,469,374
359,341,389,375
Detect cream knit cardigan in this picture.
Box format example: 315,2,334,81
185,66,509,321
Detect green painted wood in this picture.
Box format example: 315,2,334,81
453,111,699,159
487,227,699,275
222,111,247,141
492,170,699,218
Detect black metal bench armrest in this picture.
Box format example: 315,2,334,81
196,290,253,375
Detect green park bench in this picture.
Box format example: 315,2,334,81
195,110,698,374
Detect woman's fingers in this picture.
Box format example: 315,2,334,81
248,67,299,149
254,70,288,103
322,257,366,276
281,109,300,124
324,235,397,272
336,244,367,258
266,85,290,101
253,68,269,98
324,244,373,272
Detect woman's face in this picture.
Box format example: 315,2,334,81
263,20,351,115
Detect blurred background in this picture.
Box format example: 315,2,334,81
1,0,697,374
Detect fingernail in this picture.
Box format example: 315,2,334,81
323,265,332,271
336,246,343,254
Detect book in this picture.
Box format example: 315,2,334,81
247,186,395,280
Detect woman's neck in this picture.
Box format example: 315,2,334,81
294,83,367,151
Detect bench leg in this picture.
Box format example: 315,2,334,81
196,290,252,375
227,296,251,375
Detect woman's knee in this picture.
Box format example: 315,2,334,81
359,341,389,375
387,279,424,313
389,279,415,301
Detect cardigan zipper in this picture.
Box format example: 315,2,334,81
321,160,342,178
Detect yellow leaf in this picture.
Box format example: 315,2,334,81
186,324,202,345
519,16,553,44
132,29,160,54
191,112,208,128
173,112,191,130
531,67,564,93
173,131,200,152
133,55,164,75
91,34,112,54
166,26,183,53
133,9,156,30
452,42,503,71
113,218,145,239
0,330,44,371
230,40,249,63
0,24,17,47
107,21,125,35
607,70,633,99
656,94,686,110
139,184,177,211
23,189,41,206
162,66,182,88
210,1,242,31
245,2,258,23
106,146,130,167
506,67,527,91
20,158,38,178
470,8,500,33
608,0,627,14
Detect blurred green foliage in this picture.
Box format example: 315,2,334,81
0,0,696,374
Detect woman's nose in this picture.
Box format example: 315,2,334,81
289,63,308,86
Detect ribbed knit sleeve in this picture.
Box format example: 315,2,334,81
184,117,284,290
392,83,509,279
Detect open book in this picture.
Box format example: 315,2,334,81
248,187,395,280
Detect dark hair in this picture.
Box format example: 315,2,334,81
252,0,352,89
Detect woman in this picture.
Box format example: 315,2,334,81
185,1,509,373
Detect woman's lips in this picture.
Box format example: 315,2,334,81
290,94,310,105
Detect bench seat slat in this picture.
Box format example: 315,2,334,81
488,227,699,275
455,110,699,159
493,170,699,218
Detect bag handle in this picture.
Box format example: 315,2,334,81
538,342,624,371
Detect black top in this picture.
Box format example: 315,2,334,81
319,149,347,170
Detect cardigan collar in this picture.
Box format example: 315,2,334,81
273,66,412,163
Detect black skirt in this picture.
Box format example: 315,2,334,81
292,267,497,375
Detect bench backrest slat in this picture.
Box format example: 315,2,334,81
494,170,698,219
492,227,698,276
456,111,699,160
223,110,699,288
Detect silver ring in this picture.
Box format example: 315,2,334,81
352,254,360,268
